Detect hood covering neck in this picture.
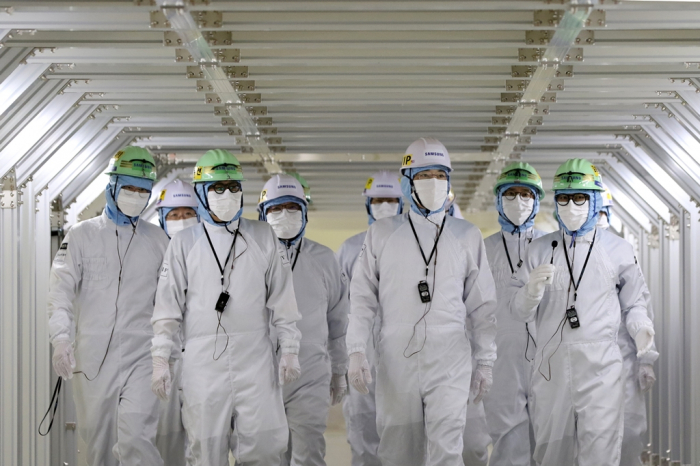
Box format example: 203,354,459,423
400,164,451,217
104,174,153,227
496,183,539,235
194,182,243,230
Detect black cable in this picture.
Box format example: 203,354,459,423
38,378,62,436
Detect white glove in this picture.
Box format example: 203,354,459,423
348,352,372,395
151,356,173,401
279,353,301,385
330,373,348,405
470,364,493,404
52,339,76,380
638,364,656,393
634,326,655,357
526,264,556,301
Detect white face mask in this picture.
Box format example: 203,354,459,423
413,178,448,212
371,201,399,221
597,212,609,230
207,191,242,222
117,189,150,218
267,209,304,239
166,217,199,237
502,196,534,227
558,200,590,232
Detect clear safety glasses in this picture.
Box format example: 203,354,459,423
267,204,302,214
210,183,241,194
503,190,535,201
556,193,590,206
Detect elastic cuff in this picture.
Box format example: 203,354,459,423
638,350,659,365
347,345,366,355
151,335,173,360
332,369,348,376
477,359,495,367
279,339,300,355
51,335,71,346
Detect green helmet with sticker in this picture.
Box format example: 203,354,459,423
105,146,157,181
288,172,312,204
493,162,545,200
192,149,245,183
552,158,604,191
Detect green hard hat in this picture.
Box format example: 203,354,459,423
493,162,545,200
193,149,245,183
105,146,157,181
552,158,604,191
288,172,312,204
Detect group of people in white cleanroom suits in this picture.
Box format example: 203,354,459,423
47,137,657,466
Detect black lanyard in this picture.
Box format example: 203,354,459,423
407,214,446,277
290,238,303,272
203,224,239,286
501,231,531,274
562,230,596,302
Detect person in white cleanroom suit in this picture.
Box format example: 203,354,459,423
338,170,404,466
48,146,168,466
481,162,546,466
509,158,657,466
445,187,493,466
346,137,498,466
153,178,201,466
597,184,657,466
150,149,302,465
257,174,350,466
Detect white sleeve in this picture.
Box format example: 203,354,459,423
463,230,498,366
346,228,379,355
620,258,658,364
47,232,81,344
266,234,302,354
325,253,350,374
151,240,187,360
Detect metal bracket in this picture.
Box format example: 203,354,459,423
548,79,565,91
227,127,243,135
533,104,550,115
529,116,544,125
501,93,523,103
518,48,542,62
518,136,532,144
523,127,538,135
495,106,517,115
213,106,228,116
258,127,277,135
481,145,499,152
246,106,267,116
492,116,511,126
512,66,535,78
221,117,236,126
556,65,574,77
575,30,595,45
196,80,213,92
540,92,557,103
239,93,261,104
254,117,273,126
526,30,554,45
565,48,584,62
191,10,222,29
150,10,171,28
163,31,183,47
265,137,282,145
205,93,221,104
222,66,249,78
487,126,506,135
506,80,529,91
186,65,204,79
202,31,232,46
1,169,18,209
586,10,606,27
533,10,564,27
484,136,501,145
233,80,256,91
178,48,240,63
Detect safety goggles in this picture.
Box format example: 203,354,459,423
555,193,590,206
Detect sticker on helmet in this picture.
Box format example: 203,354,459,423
591,165,600,176
194,167,203,180
365,177,374,190
260,189,268,203
113,150,124,160
159,190,166,201
402,154,413,167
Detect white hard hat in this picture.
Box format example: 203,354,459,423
156,179,198,209
258,174,307,206
401,137,452,174
363,171,402,198
601,183,613,207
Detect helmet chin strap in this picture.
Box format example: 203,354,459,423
405,175,431,218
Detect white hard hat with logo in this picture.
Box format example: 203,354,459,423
401,137,453,175
156,179,198,209
601,182,614,207
258,174,308,206
363,171,403,198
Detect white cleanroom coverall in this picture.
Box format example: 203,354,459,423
151,219,301,465
337,231,382,466
347,210,498,466
48,211,169,466
620,279,657,466
462,316,492,466
509,228,657,466
482,228,545,466
276,238,349,466
156,358,187,466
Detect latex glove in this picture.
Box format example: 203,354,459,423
638,364,656,393
526,264,556,301
151,356,172,401
330,373,348,405
634,326,655,357
279,353,301,385
52,339,76,380
348,352,372,395
470,364,493,404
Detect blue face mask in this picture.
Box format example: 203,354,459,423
400,165,451,217
104,175,153,227
496,183,540,234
